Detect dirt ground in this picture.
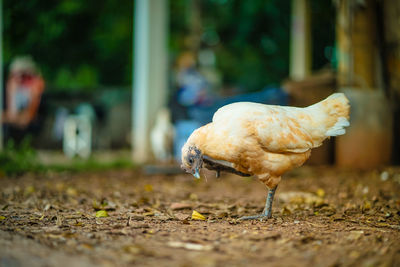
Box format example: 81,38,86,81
0,166,399,267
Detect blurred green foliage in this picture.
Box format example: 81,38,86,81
46,158,135,173
0,138,135,176
203,0,291,90
4,0,133,90
310,0,336,71
4,0,335,91
171,0,336,91
0,138,40,176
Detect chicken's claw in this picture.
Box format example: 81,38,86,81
238,186,277,221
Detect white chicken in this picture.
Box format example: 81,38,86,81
181,93,350,220
151,108,175,162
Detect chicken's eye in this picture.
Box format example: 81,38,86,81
188,158,193,164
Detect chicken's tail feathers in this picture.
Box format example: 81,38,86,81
308,93,350,137
325,116,349,136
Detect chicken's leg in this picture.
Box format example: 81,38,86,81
239,186,277,221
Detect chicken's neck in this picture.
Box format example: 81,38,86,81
202,155,251,177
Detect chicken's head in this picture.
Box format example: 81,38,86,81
181,144,203,179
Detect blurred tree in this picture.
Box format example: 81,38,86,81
170,0,336,92
4,0,133,90
4,0,334,91
310,0,336,71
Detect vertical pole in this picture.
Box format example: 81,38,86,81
0,0,3,151
336,0,352,87
290,0,311,80
351,0,377,89
132,0,168,163
336,0,378,89
132,0,149,163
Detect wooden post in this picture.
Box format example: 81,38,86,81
132,0,169,163
336,0,378,89
383,1,400,164
336,0,351,87
352,0,377,89
290,0,311,80
383,1,400,98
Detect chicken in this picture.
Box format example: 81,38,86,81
151,108,175,162
181,93,350,220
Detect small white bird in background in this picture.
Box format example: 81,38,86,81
181,93,350,220
151,108,175,162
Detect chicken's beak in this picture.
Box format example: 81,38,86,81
193,168,201,179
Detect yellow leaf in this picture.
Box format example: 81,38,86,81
24,186,35,195
144,184,153,192
0,216,5,220
66,187,78,197
316,188,325,198
191,210,206,221
189,193,198,201
363,201,371,211
281,206,292,215
92,200,99,209
96,210,109,218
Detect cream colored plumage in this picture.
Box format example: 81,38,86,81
181,93,350,220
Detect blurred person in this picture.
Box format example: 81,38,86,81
2,56,45,143
175,51,213,109
170,51,210,160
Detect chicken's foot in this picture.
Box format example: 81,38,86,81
239,186,277,221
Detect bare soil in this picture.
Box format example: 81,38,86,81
0,166,399,267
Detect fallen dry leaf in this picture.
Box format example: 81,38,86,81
144,184,153,192
347,231,364,241
281,206,292,215
191,210,206,221
56,215,64,226
167,241,213,251
189,193,198,201
143,211,155,216
331,214,345,221
66,187,78,197
279,191,325,207
24,185,35,196
363,201,372,211
170,202,192,210
316,188,325,198
96,210,109,218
